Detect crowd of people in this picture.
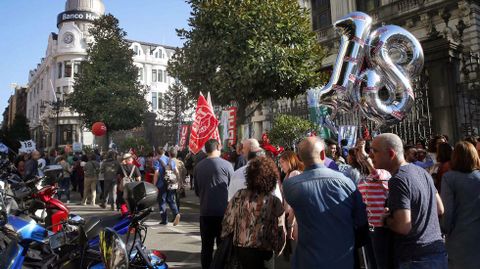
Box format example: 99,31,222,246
192,134,480,269
10,146,189,226
9,133,480,269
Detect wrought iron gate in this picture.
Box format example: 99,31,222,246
456,51,480,137
333,70,433,144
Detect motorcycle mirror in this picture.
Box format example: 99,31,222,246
99,228,129,269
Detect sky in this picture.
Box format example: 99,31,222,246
0,0,192,115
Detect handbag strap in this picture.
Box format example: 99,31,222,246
129,166,135,178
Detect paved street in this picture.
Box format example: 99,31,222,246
70,189,291,269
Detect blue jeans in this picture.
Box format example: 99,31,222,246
398,252,448,269
58,177,71,201
157,186,179,223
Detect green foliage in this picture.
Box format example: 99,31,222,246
119,137,151,153
268,114,315,148
168,0,327,123
161,80,194,142
0,114,31,155
68,14,148,132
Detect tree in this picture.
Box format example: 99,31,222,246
268,114,315,149
119,137,151,154
161,80,194,142
68,14,148,142
0,114,31,155
168,0,327,124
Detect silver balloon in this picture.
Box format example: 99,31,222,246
355,25,424,126
319,12,372,118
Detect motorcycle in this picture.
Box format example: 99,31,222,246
0,160,69,233
50,182,168,269
98,181,168,269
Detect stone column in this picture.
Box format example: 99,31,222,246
422,37,462,142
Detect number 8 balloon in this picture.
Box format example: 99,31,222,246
318,12,424,127
354,25,424,126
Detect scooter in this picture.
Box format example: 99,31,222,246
1,161,69,233
98,181,168,269
48,182,168,269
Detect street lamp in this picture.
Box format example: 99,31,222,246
52,100,62,149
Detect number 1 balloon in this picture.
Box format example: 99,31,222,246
318,12,372,117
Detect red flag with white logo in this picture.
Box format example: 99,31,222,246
179,125,190,151
189,94,220,154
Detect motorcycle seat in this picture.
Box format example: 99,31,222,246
83,214,125,240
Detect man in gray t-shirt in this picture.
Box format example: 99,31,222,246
370,133,446,268
193,139,233,269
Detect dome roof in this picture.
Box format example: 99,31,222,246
65,0,105,15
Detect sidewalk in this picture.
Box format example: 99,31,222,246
180,188,200,207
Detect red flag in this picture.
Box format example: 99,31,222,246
189,94,220,154
207,92,222,146
179,125,190,151
129,148,141,167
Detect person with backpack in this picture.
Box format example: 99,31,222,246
117,153,141,214
100,151,120,210
153,148,181,226
81,153,100,206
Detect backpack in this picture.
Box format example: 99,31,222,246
160,158,178,190
119,165,135,192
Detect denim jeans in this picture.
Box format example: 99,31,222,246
58,177,71,201
158,186,179,223
397,252,448,269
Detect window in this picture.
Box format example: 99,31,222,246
158,70,164,83
57,62,63,78
73,61,81,77
152,69,166,83
59,125,76,145
151,92,158,110
133,45,141,56
158,92,165,109
155,50,163,59
152,69,157,82
356,0,380,12
64,61,72,78
151,92,165,110
311,0,331,31
138,67,144,81
41,79,44,92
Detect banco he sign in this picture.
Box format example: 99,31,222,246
57,11,100,26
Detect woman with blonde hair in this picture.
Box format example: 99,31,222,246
441,141,480,269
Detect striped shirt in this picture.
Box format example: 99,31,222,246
358,169,391,227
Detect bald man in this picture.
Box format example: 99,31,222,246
283,137,368,269
371,133,446,268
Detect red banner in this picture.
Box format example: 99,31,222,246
179,125,190,151
227,107,237,146
189,94,219,154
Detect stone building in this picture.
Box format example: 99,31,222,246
254,0,480,143
3,86,28,130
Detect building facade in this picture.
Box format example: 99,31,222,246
26,0,177,150
253,0,480,143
